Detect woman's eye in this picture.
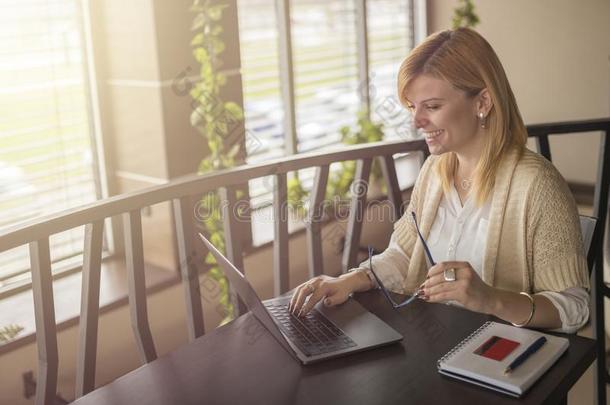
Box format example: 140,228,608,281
426,105,440,111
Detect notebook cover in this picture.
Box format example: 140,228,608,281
437,321,569,396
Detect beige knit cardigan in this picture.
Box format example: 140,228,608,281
392,147,590,294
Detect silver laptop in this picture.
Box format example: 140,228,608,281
199,233,403,365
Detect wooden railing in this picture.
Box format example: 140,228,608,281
0,138,428,405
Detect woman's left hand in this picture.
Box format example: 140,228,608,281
422,261,497,314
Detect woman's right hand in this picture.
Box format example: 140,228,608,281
288,271,373,317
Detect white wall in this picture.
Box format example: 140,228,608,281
428,0,610,183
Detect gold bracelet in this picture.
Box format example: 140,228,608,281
511,292,535,327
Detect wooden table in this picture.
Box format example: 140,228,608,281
73,290,596,405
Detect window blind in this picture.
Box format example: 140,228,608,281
290,0,361,197
0,0,102,292
292,0,360,153
368,0,415,141
237,0,285,209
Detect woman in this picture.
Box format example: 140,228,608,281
289,27,590,333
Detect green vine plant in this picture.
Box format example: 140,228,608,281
0,324,24,344
452,0,480,29
190,0,244,325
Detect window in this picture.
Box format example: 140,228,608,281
238,0,419,213
0,0,103,293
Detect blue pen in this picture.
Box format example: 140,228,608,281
504,336,547,374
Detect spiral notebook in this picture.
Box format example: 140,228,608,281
437,321,569,397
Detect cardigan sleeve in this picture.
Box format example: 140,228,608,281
527,163,590,293
348,156,436,293
350,233,412,293
537,287,590,333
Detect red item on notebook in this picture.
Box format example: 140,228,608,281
474,335,520,361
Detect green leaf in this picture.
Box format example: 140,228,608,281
205,252,217,264
211,38,226,55
200,62,213,78
210,232,224,248
207,4,228,21
219,315,233,326
190,105,204,127
224,102,243,120
216,72,227,87
217,121,228,135
193,47,210,64
190,87,201,100
191,33,204,46
191,13,205,30
0,324,24,343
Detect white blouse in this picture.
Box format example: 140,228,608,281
356,185,590,334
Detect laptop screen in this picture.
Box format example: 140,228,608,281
198,233,298,359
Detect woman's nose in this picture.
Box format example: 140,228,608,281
413,109,427,129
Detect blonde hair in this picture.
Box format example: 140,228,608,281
397,27,527,205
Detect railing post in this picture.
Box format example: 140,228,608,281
29,237,58,405
342,158,372,272
173,196,205,340
123,210,157,363
75,221,104,397
219,187,248,316
379,155,403,220
273,173,290,295
306,165,329,278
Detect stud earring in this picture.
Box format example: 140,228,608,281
478,112,486,129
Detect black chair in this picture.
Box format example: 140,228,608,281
527,118,610,405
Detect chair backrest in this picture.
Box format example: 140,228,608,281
579,214,599,274
580,215,597,256
528,118,609,405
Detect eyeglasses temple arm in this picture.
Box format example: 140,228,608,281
395,294,418,308
368,247,400,308
410,211,436,266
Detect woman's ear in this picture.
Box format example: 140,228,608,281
476,88,493,116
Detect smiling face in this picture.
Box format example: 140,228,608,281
405,74,486,159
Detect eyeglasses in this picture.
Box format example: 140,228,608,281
367,211,435,309
368,245,418,308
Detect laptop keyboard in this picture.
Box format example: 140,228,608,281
264,302,357,356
